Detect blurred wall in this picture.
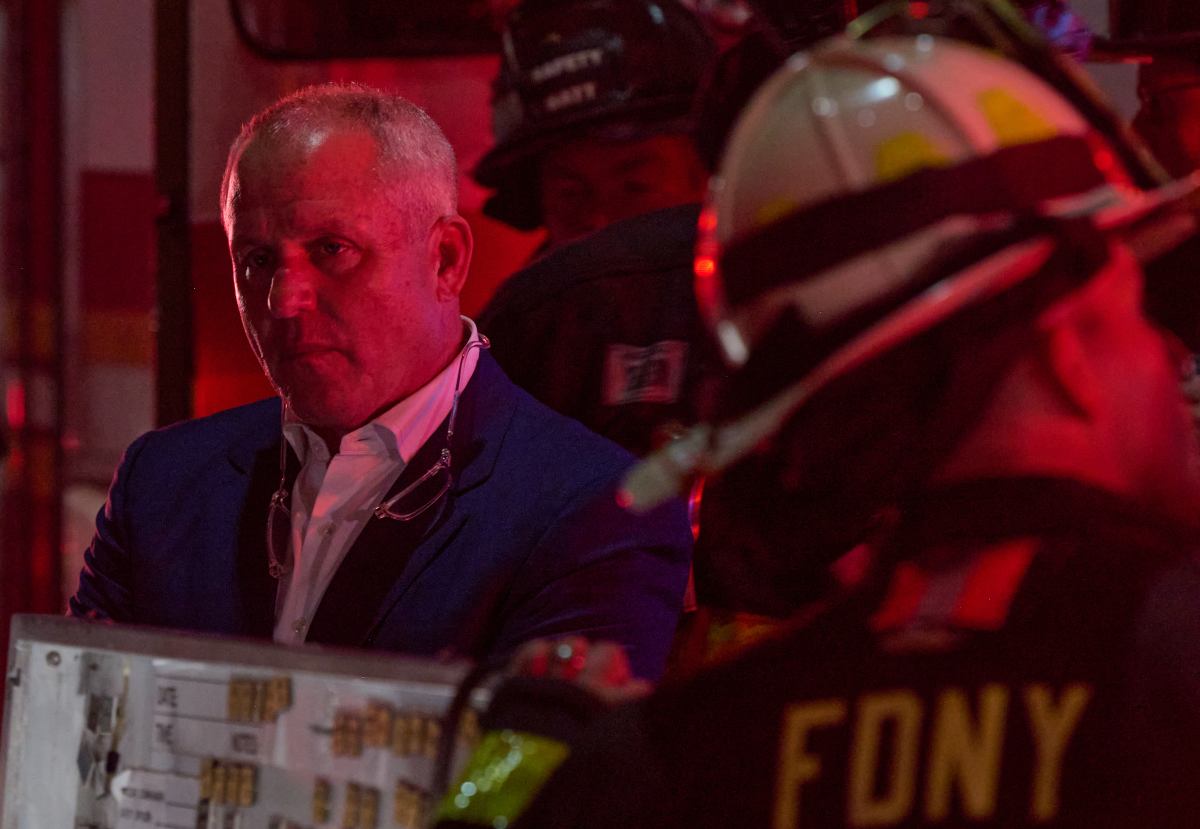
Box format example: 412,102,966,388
1074,0,1140,119
58,0,156,602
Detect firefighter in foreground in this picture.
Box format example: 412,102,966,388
437,34,1200,827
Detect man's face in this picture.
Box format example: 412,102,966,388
538,133,706,248
224,127,461,439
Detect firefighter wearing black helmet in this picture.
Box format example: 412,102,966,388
474,0,715,247
475,0,722,461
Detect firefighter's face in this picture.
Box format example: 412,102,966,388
224,126,469,443
538,133,707,248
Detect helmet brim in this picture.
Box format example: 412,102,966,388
474,106,697,229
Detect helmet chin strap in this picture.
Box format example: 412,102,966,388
635,155,1199,514
620,232,1065,514
267,403,292,579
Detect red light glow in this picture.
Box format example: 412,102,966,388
1084,131,1133,186
5,379,26,430
615,487,634,510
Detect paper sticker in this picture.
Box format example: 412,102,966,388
603,341,688,406
113,769,199,829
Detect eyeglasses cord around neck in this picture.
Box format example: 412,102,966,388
266,334,491,579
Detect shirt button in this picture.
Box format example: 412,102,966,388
322,524,335,538
293,618,307,635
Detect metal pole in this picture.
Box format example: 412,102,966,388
154,0,193,427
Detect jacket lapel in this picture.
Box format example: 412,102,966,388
226,400,287,638
304,353,517,648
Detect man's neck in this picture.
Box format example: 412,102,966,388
299,318,477,458
312,426,343,457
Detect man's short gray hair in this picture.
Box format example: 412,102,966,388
220,82,458,232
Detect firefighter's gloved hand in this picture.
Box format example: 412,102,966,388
509,636,652,706
434,640,646,828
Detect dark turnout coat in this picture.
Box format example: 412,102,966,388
510,478,1200,827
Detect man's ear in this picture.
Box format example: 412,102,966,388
1038,321,1101,420
431,214,473,302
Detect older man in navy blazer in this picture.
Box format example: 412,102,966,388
69,84,691,681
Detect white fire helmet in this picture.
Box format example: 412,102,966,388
621,33,1199,512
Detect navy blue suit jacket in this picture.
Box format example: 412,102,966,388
70,354,692,680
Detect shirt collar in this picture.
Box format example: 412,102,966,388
283,316,482,465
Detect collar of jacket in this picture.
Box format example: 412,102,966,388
225,351,516,496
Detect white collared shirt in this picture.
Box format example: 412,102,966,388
273,317,483,643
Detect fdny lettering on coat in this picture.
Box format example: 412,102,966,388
603,341,688,406
773,682,1092,827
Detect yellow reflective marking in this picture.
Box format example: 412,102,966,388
755,197,800,228
848,690,922,826
1025,683,1092,821
774,699,848,829
875,132,951,182
925,685,1009,820
978,88,1058,147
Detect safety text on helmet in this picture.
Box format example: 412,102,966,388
543,82,598,113
529,48,605,84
